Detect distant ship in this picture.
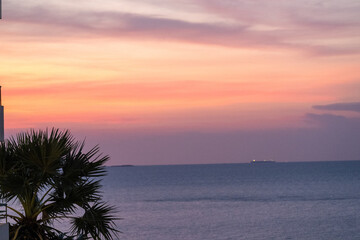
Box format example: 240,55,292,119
250,159,276,164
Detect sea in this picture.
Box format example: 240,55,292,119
100,161,360,240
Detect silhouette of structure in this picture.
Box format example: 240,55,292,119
0,86,4,142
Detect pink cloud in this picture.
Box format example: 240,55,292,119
4,80,332,103
3,1,360,56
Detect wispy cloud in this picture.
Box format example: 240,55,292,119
5,80,332,105
3,0,360,55
313,102,360,113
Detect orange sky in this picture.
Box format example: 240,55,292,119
1,37,359,130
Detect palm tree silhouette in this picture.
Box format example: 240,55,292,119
0,128,119,240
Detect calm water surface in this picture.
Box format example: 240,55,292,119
102,161,360,240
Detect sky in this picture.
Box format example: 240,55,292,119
1,0,360,165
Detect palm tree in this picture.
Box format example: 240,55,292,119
0,128,119,240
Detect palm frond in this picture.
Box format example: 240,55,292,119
71,202,120,240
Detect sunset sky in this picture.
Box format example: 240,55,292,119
1,0,360,165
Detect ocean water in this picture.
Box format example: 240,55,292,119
102,161,360,240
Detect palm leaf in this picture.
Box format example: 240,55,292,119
71,202,120,240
